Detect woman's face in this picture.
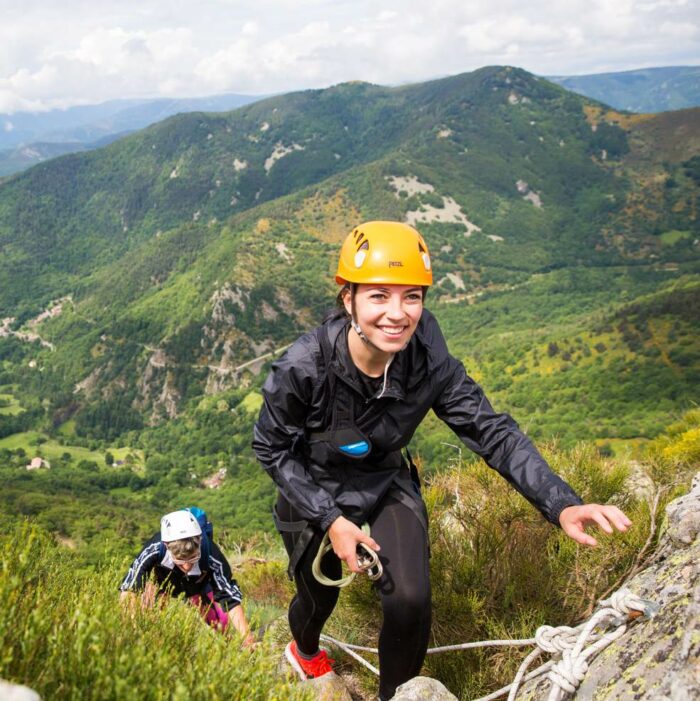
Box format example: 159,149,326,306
344,284,424,353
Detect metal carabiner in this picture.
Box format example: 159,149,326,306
356,542,383,581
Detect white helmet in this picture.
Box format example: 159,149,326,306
160,510,202,542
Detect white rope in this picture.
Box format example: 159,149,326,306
319,636,540,656
475,587,658,701
319,587,658,701
474,661,556,701
427,638,537,653
319,634,380,675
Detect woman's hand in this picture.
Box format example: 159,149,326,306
231,605,258,650
327,516,380,573
559,504,632,546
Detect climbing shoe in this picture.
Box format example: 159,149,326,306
285,640,335,680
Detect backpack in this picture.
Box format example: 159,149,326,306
185,506,214,542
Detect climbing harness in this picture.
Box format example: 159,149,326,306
319,586,659,700
312,523,383,587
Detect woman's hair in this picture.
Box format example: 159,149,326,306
335,283,353,316
167,535,201,560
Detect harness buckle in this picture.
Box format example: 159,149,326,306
356,542,383,581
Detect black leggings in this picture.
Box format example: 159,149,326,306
276,489,431,700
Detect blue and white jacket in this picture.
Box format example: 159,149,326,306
119,532,243,611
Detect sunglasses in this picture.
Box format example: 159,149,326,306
168,550,201,566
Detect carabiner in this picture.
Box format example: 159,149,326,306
356,542,383,581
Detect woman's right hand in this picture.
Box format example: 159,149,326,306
327,516,380,574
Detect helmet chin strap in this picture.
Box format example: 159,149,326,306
349,289,380,350
351,318,369,344
351,317,384,353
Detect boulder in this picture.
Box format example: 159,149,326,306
666,473,700,547
393,676,458,700
304,672,353,701
0,680,41,701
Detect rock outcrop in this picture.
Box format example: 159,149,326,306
520,472,700,701
305,672,353,701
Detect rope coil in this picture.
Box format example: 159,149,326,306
319,586,658,701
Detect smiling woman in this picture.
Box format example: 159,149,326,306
252,220,631,700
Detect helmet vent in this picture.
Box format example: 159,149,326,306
358,240,369,251
418,241,426,253
356,232,365,246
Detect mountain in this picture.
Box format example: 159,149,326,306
547,66,700,113
0,134,127,178
0,64,698,457
1,66,697,701
0,64,698,588
0,93,266,176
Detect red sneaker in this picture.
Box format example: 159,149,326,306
285,640,335,680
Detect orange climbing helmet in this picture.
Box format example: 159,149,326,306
335,221,433,286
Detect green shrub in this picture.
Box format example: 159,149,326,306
0,522,310,701
323,437,694,699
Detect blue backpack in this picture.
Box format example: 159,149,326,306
185,506,213,543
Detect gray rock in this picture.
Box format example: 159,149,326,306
520,472,700,701
666,473,700,547
393,676,458,700
0,680,41,701
304,672,353,701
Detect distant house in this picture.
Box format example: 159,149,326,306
26,457,50,470
202,467,227,489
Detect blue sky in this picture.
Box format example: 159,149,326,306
1,0,698,112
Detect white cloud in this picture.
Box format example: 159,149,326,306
659,20,699,38
241,21,259,36
0,0,698,112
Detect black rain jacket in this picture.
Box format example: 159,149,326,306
253,309,582,532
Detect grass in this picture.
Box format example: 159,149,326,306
0,523,311,701
0,431,143,467
57,419,77,437
0,392,24,416
659,230,691,246
593,437,651,458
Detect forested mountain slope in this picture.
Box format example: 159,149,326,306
0,66,698,523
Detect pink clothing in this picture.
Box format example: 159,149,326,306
188,591,230,632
